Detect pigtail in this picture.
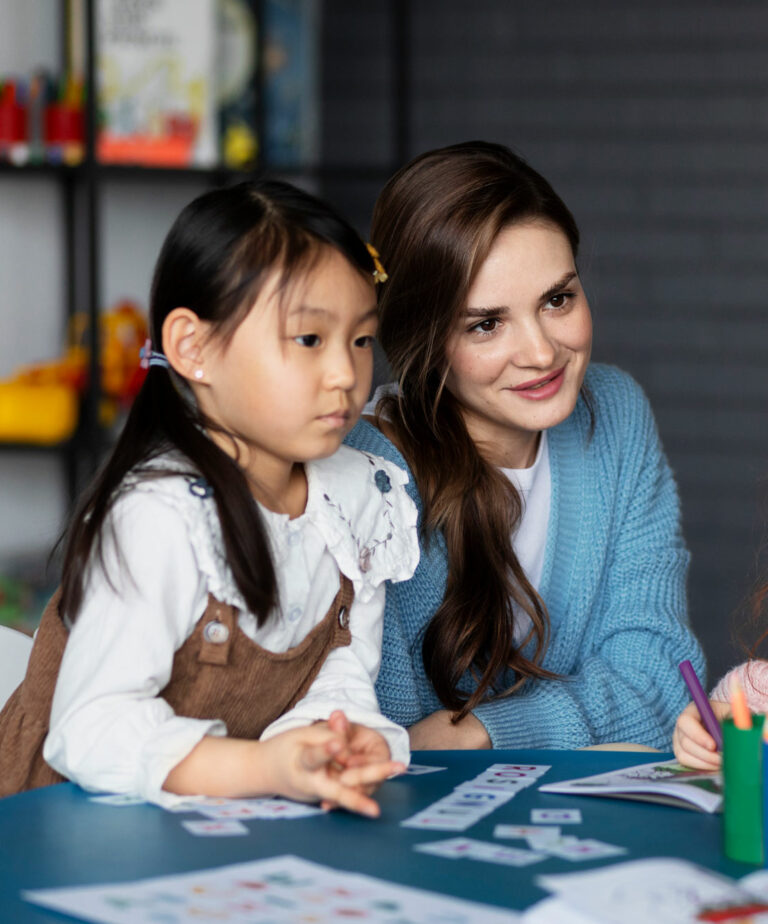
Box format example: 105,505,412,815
59,366,278,627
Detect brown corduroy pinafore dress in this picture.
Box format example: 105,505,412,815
0,575,354,797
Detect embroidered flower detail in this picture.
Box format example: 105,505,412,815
374,469,392,494
189,477,213,499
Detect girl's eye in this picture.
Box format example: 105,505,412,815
294,334,320,347
547,292,572,310
354,334,375,348
469,317,499,335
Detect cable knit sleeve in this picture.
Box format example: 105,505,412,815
473,366,706,749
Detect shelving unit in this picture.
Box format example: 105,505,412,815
0,0,259,506
1,0,409,512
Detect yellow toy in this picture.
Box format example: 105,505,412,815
0,300,148,444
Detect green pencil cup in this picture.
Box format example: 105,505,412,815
723,714,765,865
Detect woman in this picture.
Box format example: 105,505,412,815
346,140,705,750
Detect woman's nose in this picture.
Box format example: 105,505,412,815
511,321,557,369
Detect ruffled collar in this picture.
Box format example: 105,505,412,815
124,446,419,609
260,445,419,603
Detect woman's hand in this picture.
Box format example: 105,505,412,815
408,709,491,750
672,700,730,770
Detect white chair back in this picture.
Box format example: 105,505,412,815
0,624,33,709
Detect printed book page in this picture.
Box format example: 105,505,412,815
538,759,722,813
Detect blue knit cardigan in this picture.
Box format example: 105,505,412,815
345,363,705,749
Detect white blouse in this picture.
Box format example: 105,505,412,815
43,446,419,808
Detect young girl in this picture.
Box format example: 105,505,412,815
346,140,705,750
0,179,419,816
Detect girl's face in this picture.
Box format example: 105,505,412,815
197,246,377,495
444,220,592,468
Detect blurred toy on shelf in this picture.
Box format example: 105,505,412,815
0,381,79,445
0,79,29,165
99,300,150,425
0,300,148,445
0,70,84,167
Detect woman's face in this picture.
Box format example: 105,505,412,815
444,220,592,468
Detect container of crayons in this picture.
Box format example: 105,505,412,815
722,681,764,865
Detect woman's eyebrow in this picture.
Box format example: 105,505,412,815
540,271,578,303
463,305,509,318
464,272,579,317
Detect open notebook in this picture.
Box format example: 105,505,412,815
538,758,722,813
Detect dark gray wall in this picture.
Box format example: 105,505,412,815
320,0,768,686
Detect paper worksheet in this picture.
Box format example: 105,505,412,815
526,857,768,923
24,854,522,923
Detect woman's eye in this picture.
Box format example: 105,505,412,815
294,334,320,347
355,335,375,348
547,292,572,310
470,318,499,334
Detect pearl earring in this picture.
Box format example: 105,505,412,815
193,369,204,380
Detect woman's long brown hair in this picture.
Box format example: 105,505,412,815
371,140,586,719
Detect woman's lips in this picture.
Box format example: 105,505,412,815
510,367,566,400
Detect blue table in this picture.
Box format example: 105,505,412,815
0,750,749,921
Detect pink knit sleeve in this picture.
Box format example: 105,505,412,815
711,660,768,712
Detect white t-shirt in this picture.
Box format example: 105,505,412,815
44,446,419,807
366,386,551,645
500,432,550,644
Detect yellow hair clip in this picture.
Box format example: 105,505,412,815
366,243,389,284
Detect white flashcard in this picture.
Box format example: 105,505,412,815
88,793,146,806
401,811,476,831
181,819,249,836
466,841,548,868
414,837,476,858
194,797,325,820
456,777,530,793
531,808,582,824
441,790,515,807
495,824,562,841
485,764,552,778
528,834,578,851
542,838,627,862
486,764,552,777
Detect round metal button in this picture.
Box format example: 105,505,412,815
203,620,229,644
338,606,349,630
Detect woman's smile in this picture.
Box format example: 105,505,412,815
509,366,566,399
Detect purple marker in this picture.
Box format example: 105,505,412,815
679,659,723,751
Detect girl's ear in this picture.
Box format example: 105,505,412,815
162,308,210,383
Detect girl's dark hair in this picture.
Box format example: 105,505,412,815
371,140,587,719
59,179,376,626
